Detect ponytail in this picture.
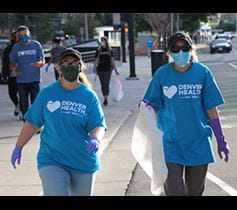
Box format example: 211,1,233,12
79,60,92,89
79,72,92,89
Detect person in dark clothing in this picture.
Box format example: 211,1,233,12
94,36,115,106
1,31,20,118
45,38,67,80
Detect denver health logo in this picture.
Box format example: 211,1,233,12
163,84,203,99
17,50,37,57
47,100,87,116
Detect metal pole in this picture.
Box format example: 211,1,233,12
236,13,237,33
126,13,138,80
171,13,174,35
85,13,89,41
176,13,180,31
121,22,127,63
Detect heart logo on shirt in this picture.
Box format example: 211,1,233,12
163,86,178,99
20,51,25,56
47,101,61,112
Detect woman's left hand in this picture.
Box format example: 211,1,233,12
86,137,100,154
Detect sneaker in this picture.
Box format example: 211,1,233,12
19,112,23,121
103,98,108,106
14,104,20,116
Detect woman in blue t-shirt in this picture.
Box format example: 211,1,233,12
142,32,230,196
10,49,107,196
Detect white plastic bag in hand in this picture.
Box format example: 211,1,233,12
112,74,124,102
131,101,168,195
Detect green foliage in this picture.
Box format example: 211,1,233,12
134,14,153,33
180,13,216,32
217,20,236,32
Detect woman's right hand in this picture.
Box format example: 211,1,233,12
139,99,158,113
11,145,23,169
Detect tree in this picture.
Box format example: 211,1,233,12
180,13,216,33
134,13,153,33
142,13,171,50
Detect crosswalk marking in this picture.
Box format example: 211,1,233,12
228,62,237,70
222,124,232,128
220,115,237,120
207,172,237,196
219,108,237,113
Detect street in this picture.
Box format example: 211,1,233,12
0,40,237,196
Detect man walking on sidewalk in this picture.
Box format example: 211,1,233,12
9,25,45,120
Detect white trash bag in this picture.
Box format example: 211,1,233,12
131,101,168,195
112,71,124,102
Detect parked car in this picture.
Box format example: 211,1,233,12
215,34,232,43
224,32,234,40
210,38,232,54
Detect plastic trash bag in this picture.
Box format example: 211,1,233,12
112,70,124,102
131,101,168,195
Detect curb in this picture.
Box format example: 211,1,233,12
99,110,132,155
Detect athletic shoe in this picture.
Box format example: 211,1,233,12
14,104,20,116
103,98,108,106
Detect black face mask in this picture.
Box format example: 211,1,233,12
60,65,81,82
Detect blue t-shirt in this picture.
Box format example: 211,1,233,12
9,40,44,83
143,62,224,166
24,81,107,173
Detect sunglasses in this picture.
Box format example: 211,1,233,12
170,44,191,53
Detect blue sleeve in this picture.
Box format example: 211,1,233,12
37,42,45,60
23,89,45,128
85,94,107,132
143,72,163,111
9,45,17,62
202,69,224,110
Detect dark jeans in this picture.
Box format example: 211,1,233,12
97,70,112,96
17,82,40,116
8,77,19,106
164,163,208,196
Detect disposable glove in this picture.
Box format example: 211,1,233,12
210,118,230,162
86,137,100,154
11,145,23,169
139,99,158,112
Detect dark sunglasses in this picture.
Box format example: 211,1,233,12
170,44,191,53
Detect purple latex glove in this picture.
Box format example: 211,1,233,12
11,145,23,169
86,137,100,154
210,118,230,162
139,99,158,112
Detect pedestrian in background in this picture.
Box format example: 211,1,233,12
147,38,154,57
142,32,229,196
94,36,115,106
10,49,107,196
45,38,67,80
9,25,45,120
1,31,21,118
